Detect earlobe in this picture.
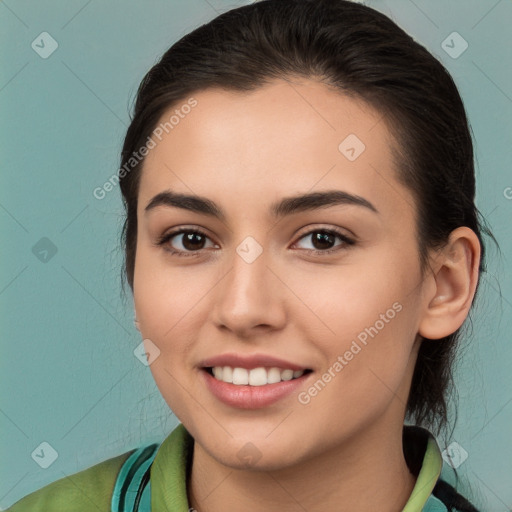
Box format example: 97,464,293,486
418,227,481,340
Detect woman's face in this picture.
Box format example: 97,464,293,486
134,78,430,470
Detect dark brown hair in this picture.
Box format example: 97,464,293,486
118,0,492,436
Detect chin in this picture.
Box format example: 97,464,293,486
202,434,305,472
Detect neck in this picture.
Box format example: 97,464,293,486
187,418,417,512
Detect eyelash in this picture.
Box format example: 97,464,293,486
155,226,355,258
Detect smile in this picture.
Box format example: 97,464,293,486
206,366,312,386
201,366,314,409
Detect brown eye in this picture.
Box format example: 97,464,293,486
177,232,207,251
294,228,355,255
156,229,216,256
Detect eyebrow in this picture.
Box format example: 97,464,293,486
144,189,378,220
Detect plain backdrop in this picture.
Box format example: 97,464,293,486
1,0,511,510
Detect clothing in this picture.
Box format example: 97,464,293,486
7,423,479,511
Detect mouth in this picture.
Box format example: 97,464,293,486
200,365,314,409
202,366,314,386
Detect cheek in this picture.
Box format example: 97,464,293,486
289,249,421,396
295,290,418,433
133,245,205,337
133,248,207,413
291,248,420,341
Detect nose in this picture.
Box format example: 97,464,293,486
211,245,287,338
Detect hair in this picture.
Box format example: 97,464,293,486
119,0,493,438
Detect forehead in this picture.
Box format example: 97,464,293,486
138,78,412,222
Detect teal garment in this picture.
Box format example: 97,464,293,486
7,423,477,511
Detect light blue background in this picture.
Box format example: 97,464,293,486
1,0,511,510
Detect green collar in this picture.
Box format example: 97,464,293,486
150,423,192,511
150,423,444,511
402,429,444,511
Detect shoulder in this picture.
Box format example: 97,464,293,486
6,449,134,511
403,425,481,512
432,479,481,512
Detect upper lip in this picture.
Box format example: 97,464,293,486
199,353,311,371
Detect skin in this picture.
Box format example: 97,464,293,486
133,77,480,512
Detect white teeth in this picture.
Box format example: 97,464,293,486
267,367,281,384
232,367,249,385
222,366,233,383
281,369,293,381
248,367,267,386
210,366,307,385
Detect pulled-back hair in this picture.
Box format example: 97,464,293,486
119,0,491,435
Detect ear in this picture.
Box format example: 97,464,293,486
418,227,481,340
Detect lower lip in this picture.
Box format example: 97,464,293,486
201,369,312,409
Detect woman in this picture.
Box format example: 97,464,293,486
8,0,491,510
